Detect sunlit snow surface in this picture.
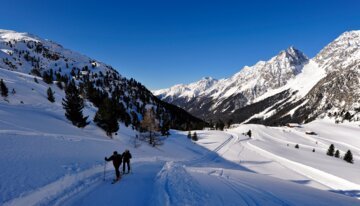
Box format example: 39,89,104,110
1,68,360,205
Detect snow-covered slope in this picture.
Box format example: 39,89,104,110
0,29,205,131
154,31,360,125
1,69,359,205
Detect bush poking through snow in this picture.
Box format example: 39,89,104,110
295,144,299,149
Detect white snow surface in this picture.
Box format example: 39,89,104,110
1,68,360,205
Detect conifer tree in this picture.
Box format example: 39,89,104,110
187,131,192,139
62,80,89,128
247,130,252,138
192,132,198,141
47,87,55,103
343,150,354,164
94,98,119,137
327,144,335,156
295,144,299,149
42,71,53,84
335,150,340,158
0,79,8,97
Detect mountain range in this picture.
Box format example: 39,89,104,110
154,31,360,125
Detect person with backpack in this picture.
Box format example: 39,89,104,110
122,149,132,174
105,151,122,181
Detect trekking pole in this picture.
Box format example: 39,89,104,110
103,161,107,181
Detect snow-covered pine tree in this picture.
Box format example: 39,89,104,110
47,87,55,103
94,98,119,137
327,144,335,156
0,79,9,97
343,150,354,164
62,80,89,128
335,150,340,158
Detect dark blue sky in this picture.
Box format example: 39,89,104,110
1,0,359,89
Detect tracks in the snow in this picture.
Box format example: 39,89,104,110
184,134,234,166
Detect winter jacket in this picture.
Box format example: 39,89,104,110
106,154,122,167
122,151,132,162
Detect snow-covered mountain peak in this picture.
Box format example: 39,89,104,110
315,30,360,70
0,29,40,43
153,76,218,100
280,46,308,63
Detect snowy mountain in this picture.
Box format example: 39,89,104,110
154,46,309,121
1,29,360,205
0,29,205,131
154,31,360,125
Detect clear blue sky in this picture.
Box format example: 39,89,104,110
0,0,359,89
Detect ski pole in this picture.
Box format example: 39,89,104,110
103,161,107,181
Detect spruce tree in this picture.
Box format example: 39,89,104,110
62,80,89,128
295,144,299,149
42,71,53,84
343,150,354,164
47,87,55,103
335,150,340,158
327,144,335,156
247,130,252,138
94,98,119,137
0,79,9,97
192,132,198,141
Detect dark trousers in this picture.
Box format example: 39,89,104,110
114,164,121,179
123,160,130,173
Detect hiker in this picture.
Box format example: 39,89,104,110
122,149,132,174
105,151,122,181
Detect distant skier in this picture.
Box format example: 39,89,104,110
122,149,132,174
105,151,122,182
